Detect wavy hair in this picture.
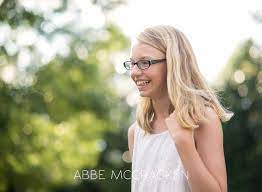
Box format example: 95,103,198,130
135,25,233,135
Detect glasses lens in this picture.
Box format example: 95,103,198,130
124,61,132,70
137,60,150,70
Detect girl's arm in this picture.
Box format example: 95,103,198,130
165,107,227,192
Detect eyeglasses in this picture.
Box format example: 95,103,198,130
123,58,166,70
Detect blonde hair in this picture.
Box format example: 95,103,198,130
135,25,233,135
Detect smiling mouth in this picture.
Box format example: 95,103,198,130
136,80,151,86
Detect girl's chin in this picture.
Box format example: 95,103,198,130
139,90,151,97
138,90,146,96
139,89,164,99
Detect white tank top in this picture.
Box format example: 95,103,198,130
131,122,192,192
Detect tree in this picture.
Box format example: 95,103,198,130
216,39,262,191
0,0,131,191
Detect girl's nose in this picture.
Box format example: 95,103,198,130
130,64,142,76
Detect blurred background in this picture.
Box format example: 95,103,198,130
0,0,261,191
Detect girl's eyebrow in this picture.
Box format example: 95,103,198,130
130,56,151,61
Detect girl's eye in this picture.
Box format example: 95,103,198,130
139,60,150,65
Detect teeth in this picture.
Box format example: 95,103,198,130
136,80,150,86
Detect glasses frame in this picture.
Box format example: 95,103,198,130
123,58,166,70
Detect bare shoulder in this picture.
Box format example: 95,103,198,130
128,122,136,158
195,107,222,137
195,106,223,141
204,107,221,124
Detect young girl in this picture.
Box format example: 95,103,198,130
125,25,233,192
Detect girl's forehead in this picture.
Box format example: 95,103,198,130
131,42,153,51
130,43,164,60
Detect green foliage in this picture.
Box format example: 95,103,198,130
218,39,262,191
0,0,132,191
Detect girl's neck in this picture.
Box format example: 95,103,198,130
152,95,173,120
